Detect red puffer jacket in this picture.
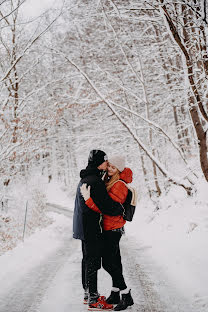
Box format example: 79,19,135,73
85,167,133,231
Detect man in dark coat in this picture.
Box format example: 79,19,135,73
73,150,123,308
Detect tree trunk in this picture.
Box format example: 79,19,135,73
140,150,152,198
189,97,208,181
160,3,208,182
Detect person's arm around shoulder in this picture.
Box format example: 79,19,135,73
91,180,123,216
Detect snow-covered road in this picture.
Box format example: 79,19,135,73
0,203,198,312
0,241,74,312
121,238,195,312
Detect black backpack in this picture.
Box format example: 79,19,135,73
119,181,138,222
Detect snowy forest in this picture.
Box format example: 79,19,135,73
0,0,208,190
0,1,208,311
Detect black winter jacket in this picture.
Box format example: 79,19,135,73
73,164,123,241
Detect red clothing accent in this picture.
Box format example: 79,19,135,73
85,167,133,231
103,180,127,230
85,198,101,214
120,167,133,184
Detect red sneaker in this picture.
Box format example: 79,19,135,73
83,293,89,304
98,296,106,301
88,296,113,310
85,296,105,305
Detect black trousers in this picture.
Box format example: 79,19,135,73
81,237,102,296
102,231,127,291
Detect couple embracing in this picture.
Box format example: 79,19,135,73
73,150,134,311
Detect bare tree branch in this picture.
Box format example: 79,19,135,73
0,0,26,23
101,3,144,86
0,12,62,83
52,48,193,192
160,4,208,122
180,0,207,24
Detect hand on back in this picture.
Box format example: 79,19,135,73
80,183,91,201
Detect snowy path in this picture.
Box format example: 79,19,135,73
121,237,195,312
0,241,75,312
0,206,197,312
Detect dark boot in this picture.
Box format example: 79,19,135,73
106,291,120,304
114,290,134,311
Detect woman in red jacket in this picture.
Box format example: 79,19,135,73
80,155,134,311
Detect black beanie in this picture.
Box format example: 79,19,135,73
88,150,108,167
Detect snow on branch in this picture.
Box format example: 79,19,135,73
101,4,144,86
53,48,192,193
159,3,208,123
0,0,26,24
180,0,207,24
0,10,62,83
96,64,144,104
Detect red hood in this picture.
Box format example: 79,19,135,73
119,167,133,184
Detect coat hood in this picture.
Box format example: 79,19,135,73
80,164,102,179
119,167,133,184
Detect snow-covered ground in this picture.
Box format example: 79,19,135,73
126,180,208,311
0,179,207,312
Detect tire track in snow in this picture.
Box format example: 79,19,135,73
0,238,77,312
121,235,196,312
121,237,165,312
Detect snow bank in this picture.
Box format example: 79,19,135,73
0,212,71,297
127,179,208,311
45,180,74,208
0,174,52,255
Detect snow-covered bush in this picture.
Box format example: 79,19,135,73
0,174,53,255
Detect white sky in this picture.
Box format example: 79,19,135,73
21,0,56,18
